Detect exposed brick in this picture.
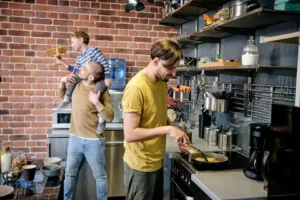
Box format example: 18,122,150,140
97,9,116,15
31,147,48,152
9,30,30,36
10,44,30,50
116,24,134,30
31,18,52,25
0,29,7,35
78,8,97,14
10,135,30,141
25,51,35,57
53,20,73,26
94,35,113,41
134,37,152,43
9,3,31,10
9,17,30,24
31,31,51,38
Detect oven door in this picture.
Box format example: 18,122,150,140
171,178,194,200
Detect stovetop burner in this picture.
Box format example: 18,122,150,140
174,151,248,172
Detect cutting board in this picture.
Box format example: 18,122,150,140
199,61,242,68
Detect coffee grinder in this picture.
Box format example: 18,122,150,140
243,123,270,181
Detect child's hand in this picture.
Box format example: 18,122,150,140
60,76,68,84
89,90,101,106
105,79,112,88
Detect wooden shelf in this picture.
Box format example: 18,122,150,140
189,8,300,42
260,31,300,44
159,0,229,26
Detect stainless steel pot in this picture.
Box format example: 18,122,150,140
217,99,229,113
229,0,260,19
204,97,211,110
210,97,218,112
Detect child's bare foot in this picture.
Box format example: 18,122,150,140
55,101,71,110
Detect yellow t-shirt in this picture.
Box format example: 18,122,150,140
122,70,168,172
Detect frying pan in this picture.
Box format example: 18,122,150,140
190,152,229,169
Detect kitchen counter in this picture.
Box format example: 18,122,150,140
192,170,267,200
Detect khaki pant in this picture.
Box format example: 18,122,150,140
123,162,163,200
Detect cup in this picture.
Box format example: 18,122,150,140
22,165,36,181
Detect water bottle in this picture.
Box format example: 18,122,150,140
108,58,126,91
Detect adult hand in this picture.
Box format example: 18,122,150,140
66,74,77,85
178,143,190,153
105,79,112,88
169,126,191,145
89,90,101,106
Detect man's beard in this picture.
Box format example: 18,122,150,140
156,72,169,82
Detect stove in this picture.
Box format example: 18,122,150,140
171,150,249,200
173,150,248,173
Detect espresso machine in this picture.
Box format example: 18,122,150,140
243,123,270,181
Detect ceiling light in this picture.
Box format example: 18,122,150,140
125,0,145,13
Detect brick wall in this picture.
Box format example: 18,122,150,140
0,0,177,158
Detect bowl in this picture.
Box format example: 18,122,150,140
41,165,61,177
43,157,62,166
2,170,22,182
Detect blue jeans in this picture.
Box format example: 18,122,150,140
64,135,107,200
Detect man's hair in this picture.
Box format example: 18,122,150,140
70,31,89,45
86,61,104,82
150,38,183,68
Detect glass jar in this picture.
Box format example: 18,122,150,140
11,150,27,171
1,146,12,172
242,36,259,66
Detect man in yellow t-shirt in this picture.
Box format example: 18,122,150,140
122,38,190,200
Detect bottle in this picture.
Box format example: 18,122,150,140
1,146,12,172
108,59,126,91
242,36,259,66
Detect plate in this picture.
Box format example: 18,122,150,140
0,185,14,197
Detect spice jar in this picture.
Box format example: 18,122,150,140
1,146,12,172
11,150,27,171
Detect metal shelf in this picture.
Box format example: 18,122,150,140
260,31,300,44
177,65,259,72
159,0,229,26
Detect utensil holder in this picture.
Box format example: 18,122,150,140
208,128,219,146
218,132,233,150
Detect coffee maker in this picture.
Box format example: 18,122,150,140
262,104,300,197
243,123,270,181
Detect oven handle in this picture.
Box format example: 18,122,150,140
172,178,194,200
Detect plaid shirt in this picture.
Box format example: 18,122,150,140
67,46,111,79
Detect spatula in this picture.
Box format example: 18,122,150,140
183,145,209,162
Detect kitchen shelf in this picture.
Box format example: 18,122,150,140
159,0,229,26
177,65,259,72
190,8,300,41
260,31,300,44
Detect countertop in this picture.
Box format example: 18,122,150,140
192,170,267,200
